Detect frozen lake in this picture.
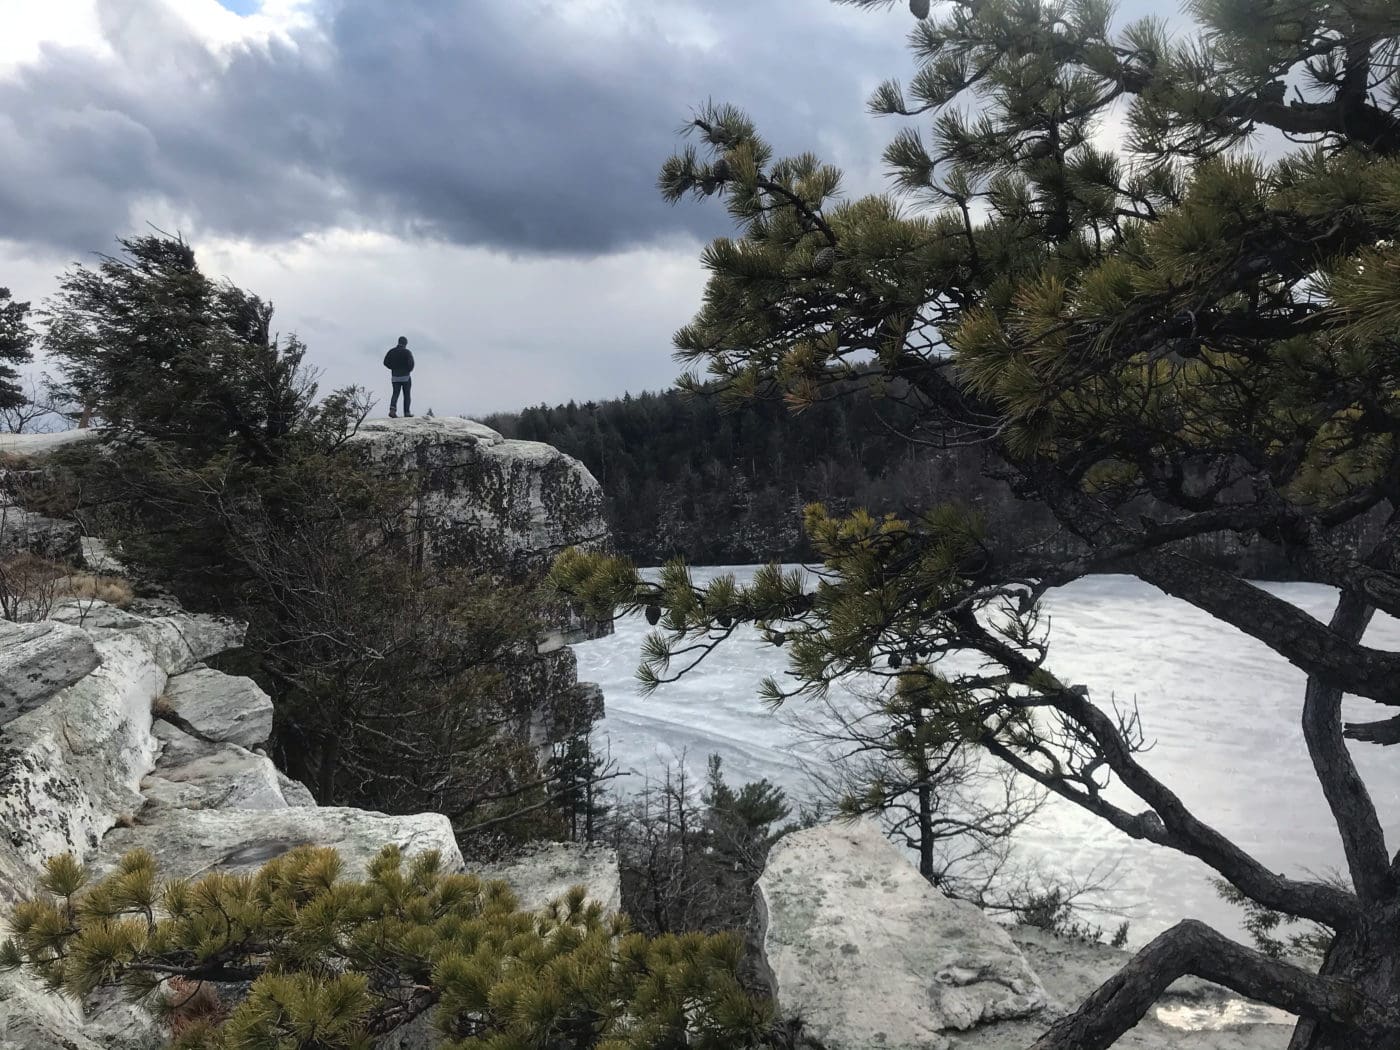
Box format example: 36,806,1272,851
575,568,1400,943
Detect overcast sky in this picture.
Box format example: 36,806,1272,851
0,0,1177,417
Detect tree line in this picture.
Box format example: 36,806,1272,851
489,386,1380,578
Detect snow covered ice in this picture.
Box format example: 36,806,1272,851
576,567,1400,942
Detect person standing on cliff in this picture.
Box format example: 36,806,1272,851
383,336,414,418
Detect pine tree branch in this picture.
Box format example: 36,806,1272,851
1134,550,1400,707
1302,589,1393,904
1029,920,1378,1050
959,611,1361,929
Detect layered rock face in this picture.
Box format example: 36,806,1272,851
347,417,608,580
346,417,611,745
2,419,608,580
1,418,611,749
0,599,619,1050
756,822,1289,1050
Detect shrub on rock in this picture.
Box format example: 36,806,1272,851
0,844,774,1050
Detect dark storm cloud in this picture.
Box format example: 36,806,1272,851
0,0,913,256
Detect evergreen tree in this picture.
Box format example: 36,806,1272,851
556,1,1400,1046
613,756,791,939
0,287,35,413
700,755,790,883
43,235,313,461
488,381,1354,575
798,667,1044,897
548,734,616,844
0,846,774,1049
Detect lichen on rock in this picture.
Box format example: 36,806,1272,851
347,417,609,580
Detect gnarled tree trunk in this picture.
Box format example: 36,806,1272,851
1288,911,1400,1050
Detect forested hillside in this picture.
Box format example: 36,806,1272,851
487,388,1370,576
488,385,987,564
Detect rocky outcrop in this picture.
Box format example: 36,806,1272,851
473,841,622,913
1,419,609,580
0,581,623,1050
756,822,1290,1050
757,821,1052,1050
1,420,611,746
347,417,608,580
160,666,273,750
347,417,611,749
0,619,100,726
0,601,242,908
0,601,467,1050
1,421,619,1047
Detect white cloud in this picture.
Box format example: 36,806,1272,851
0,0,918,412
4,229,710,415
0,0,108,73
163,0,320,59
199,230,709,415
0,0,315,77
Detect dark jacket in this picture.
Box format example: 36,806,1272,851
383,345,415,376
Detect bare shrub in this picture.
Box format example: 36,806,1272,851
0,549,134,622
162,977,226,1037
0,552,67,621
612,754,791,938
57,571,133,607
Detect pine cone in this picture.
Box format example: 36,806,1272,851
813,246,837,274
910,0,931,18
717,614,734,629
888,653,903,669
645,605,662,626
771,630,787,646
712,157,731,182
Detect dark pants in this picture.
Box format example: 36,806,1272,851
390,378,412,415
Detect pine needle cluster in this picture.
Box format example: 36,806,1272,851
1,846,773,1050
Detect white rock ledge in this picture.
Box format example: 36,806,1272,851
757,820,1052,1050
0,619,100,727
162,665,273,749
99,807,465,881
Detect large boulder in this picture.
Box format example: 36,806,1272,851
0,619,100,727
0,632,163,904
99,807,465,881
348,417,607,579
756,821,1052,1050
143,720,315,812
473,842,622,913
50,601,245,676
0,605,249,905
160,666,273,748
142,743,304,812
